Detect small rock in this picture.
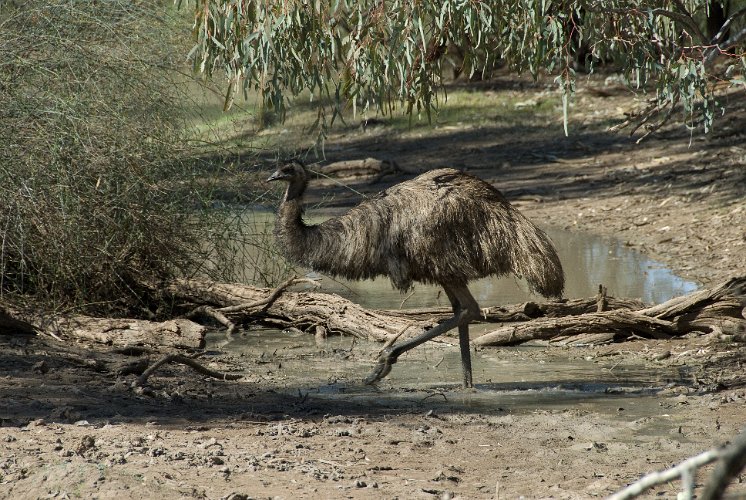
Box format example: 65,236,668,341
26,418,46,428
32,361,49,374
674,394,689,405
586,442,608,452
76,435,96,455
198,437,219,449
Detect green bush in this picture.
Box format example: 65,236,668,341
0,0,276,315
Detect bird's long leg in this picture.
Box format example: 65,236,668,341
444,288,472,388
363,313,463,385
364,285,481,386
450,286,481,389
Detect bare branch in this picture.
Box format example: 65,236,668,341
635,94,680,144
701,429,746,500
218,276,320,314
608,448,724,500
704,8,746,65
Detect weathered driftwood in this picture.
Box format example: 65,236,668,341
164,278,644,343
166,278,435,342
474,277,746,346
381,296,644,323
472,310,677,346
58,317,206,349
3,277,743,351
162,277,746,347
0,307,206,350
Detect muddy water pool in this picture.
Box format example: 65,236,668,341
210,327,690,420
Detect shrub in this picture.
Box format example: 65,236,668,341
0,0,275,315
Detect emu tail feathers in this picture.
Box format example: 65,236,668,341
511,224,565,299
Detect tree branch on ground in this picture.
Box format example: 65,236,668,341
134,352,242,387
609,427,746,500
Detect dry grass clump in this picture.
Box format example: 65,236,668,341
0,1,273,316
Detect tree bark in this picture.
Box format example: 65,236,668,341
474,277,746,347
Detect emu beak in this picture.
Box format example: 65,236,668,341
267,171,283,182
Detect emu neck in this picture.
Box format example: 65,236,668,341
278,198,305,231
276,195,314,263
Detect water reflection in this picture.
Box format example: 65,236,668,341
242,210,698,309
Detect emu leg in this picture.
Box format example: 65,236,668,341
364,285,480,386
458,322,473,388
451,286,480,388
445,288,473,388
363,313,463,385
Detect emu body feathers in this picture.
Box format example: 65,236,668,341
274,167,564,298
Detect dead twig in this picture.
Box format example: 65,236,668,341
219,276,320,314
185,305,235,332
134,353,242,387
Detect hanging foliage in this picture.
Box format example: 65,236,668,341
180,0,746,138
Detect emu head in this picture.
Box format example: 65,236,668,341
267,160,308,201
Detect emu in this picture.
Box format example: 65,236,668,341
268,161,564,387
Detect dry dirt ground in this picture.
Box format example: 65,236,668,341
1,77,745,499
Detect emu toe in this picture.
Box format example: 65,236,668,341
363,350,396,385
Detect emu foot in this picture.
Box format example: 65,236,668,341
363,349,396,385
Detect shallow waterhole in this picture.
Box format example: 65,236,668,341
208,213,698,418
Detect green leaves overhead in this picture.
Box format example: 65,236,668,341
183,0,746,137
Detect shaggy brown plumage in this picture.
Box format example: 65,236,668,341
268,160,565,387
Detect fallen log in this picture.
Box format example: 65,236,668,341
474,277,746,346
161,277,744,347
472,310,676,346
381,295,644,323
2,277,743,351
164,278,644,343
0,305,206,349
165,278,434,342
57,317,206,349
